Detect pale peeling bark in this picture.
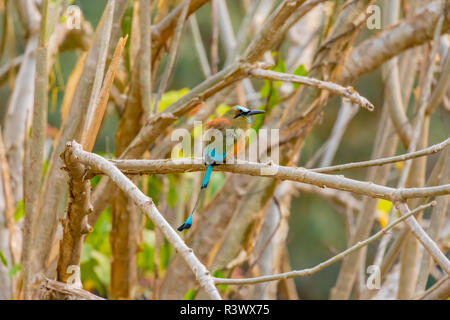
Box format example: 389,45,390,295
3,37,37,203
22,0,49,296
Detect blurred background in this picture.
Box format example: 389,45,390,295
0,0,448,299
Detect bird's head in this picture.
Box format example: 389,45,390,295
221,105,265,128
206,105,265,131
232,105,265,119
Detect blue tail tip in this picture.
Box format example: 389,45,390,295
177,222,192,232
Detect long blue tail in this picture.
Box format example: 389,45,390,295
177,165,213,231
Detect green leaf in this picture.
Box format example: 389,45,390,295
137,229,155,274
272,58,285,88
8,264,21,278
91,250,110,286
273,58,286,73
42,160,49,177
90,175,101,189
252,105,267,132
293,64,308,89
81,243,94,264
268,89,279,108
147,176,163,208
206,172,225,203
159,240,172,269
0,250,8,267
260,80,271,98
216,103,231,116
155,88,190,113
184,289,198,300
212,270,228,292
167,175,178,208
84,208,111,255
293,64,308,77
212,270,226,278
14,200,24,222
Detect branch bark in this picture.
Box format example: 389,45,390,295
394,201,450,275
39,278,105,300
57,142,93,285
67,141,221,300
249,68,374,110
91,158,450,201
338,1,450,85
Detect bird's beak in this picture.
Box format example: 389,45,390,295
234,109,265,119
247,110,265,116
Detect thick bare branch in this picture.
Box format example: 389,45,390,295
67,142,221,300
22,0,49,300
39,278,104,300
87,158,450,201
338,1,450,85
56,143,93,285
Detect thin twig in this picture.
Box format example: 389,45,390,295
394,201,450,275
153,0,191,114
319,100,359,167
312,137,450,174
415,275,450,300
214,201,436,285
189,14,211,78
249,68,374,110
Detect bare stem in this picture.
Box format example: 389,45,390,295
214,201,436,285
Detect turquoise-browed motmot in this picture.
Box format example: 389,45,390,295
177,105,264,231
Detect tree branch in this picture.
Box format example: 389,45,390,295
249,68,374,110
39,278,104,300
94,158,450,201
338,1,450,85
56,142,93,285
214,201,436,285
312,137,450,174
394,201,450,275
66,141,221,300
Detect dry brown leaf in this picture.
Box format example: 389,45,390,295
60,52,87,124
81,35,128,152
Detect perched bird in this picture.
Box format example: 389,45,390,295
177,105,265,231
